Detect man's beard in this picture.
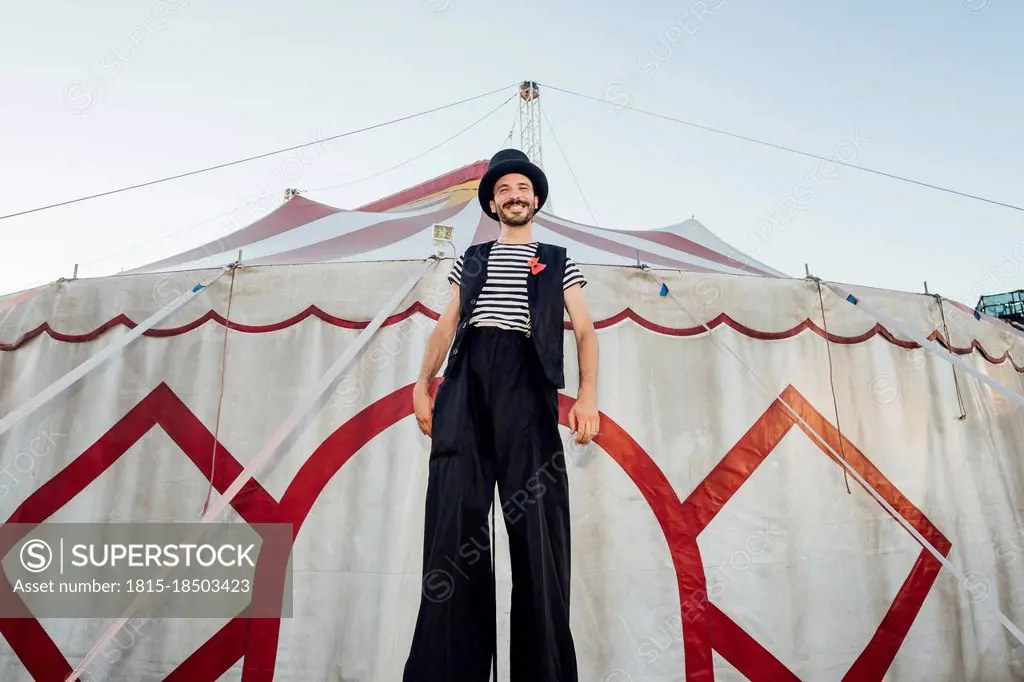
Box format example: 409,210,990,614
497,200,534,227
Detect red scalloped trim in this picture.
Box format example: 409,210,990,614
2,304,1022,373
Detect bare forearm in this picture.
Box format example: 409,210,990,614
417,324,455,386
576,329,598,400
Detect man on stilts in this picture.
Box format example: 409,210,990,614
404,149,600,682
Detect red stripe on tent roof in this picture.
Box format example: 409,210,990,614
245,203,465,265
130,196,344,272
543,213,772,275
625,229,772,276
356,161,488,213
534,218,714,272
470,209,497,246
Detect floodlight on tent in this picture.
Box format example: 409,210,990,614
432,223,455,258
432,223,454,241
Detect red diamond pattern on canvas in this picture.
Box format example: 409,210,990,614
1,382,949,680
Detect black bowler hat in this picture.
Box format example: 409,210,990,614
477,149,548,221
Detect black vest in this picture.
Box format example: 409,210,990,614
444,241,567,388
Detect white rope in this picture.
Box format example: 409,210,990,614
0,269,228,439
824,282,1024,409
65,259,434,682
644,269,1024,649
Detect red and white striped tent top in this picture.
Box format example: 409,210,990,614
129,160,786,277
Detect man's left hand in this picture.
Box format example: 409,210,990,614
567,396,600,445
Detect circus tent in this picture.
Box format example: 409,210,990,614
125,160,785,278
1,156,1024,682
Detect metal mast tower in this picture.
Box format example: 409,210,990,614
518,81,543,168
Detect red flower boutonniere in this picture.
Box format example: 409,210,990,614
527,256,546,275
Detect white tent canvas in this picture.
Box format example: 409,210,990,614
1,165,1023,681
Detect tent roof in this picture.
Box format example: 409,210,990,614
128,161,785,277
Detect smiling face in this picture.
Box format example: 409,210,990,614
490,172,538,228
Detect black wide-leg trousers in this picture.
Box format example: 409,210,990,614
404,326,578,682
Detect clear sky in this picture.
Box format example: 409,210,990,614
2,0,1021,306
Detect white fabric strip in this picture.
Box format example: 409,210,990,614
645,269,1024,649
0,269,228,439
65,258,433,682
824,282,1024,409
199,257,431,523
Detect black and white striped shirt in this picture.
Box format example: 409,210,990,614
448,242,587,334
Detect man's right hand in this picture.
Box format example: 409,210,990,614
412,282,459,438
413,381,435,436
